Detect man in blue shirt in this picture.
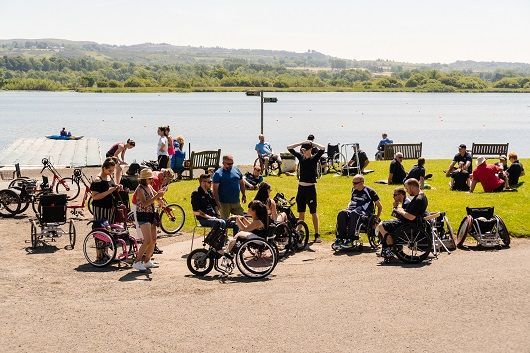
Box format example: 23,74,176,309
212,155,247,219
255,134,282,175
376,133,393,160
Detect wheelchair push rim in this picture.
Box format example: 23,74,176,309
236,238,277,279
83,230,117,267
393,224,433,263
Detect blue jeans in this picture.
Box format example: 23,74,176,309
198,217,239,235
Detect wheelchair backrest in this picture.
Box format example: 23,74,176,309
39,193,67,223
327,144,340,157
466,207,494,219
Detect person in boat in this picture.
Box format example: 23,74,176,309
60,128,67,137
106,139,136,185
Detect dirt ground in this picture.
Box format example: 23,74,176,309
0,209,529,353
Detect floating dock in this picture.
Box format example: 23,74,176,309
0,138,102,168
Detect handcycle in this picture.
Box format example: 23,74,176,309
6,177,53,216
67,168,94,217
254,154,281,176
29,193,76,250
127,196,185,235
271,193,310,253
187,224,278,279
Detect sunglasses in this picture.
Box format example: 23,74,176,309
203,180,212,183
353,181,362,185
225,162,234,166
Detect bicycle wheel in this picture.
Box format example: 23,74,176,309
159,203,185,234
394,224,433,264
83,230,116,267
87,196,93,215
9,186,30,214
68,219,76,249
0,189,21,217
236,238,277,279
330,152,347,173
30,220,39,248
55,177,80,201
187,248,214,276
294,220,309,251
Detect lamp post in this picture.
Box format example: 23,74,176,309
246,91,277,134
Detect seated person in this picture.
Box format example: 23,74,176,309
446,144,472,176
495,155,508,171
375,133,393,160
469,157,511,193
243,166,264,190
377,178,428,258
334,174,382,248
391,187,410,211
255,134,282,174
450,162,471,191
388,152,406,184
225,200,269,254
342,144,369,175
67,131,72,137
60,127,67,137
405,157,426,189
191,174,237,234
506,152,525,186
254,182,287,223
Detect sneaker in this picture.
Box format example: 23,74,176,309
132,261,147,271
314,234,322,243
341,240,354,249
332,239,342,250
144,260,159,269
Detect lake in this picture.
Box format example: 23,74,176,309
0,91,529,164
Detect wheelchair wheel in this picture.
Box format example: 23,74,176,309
273,223,292,253
394,223,433,263
10,186,30,214
68,219,76,249
236,238,277,279
83,230,116,267
456,216,471,247
294,220,309,251
55,177,81,201
330,152,346,173
0,189,21,217
30,220,39,248
187,248,214,276
496,217,510,247
159,203,185,234
368,227,381,249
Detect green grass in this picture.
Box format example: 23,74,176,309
164,159,529,240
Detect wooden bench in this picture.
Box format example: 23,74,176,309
183,149,221,179
471,143,509,158
383,143,422,160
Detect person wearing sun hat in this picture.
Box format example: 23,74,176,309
469,156,511,193
131,168,166,271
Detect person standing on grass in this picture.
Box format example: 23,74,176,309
166,126,174,169
212,155,247,219
106,139,135,185
131,168,166,272
156,127,169,171
287,139,325,243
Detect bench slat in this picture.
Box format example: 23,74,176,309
471,143,508,158
383,143,422,160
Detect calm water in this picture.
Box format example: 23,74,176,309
0,91,529,164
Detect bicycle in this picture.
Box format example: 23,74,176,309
272,193,310,253
127,197,185,235
254,155,281,176
68,168,94,217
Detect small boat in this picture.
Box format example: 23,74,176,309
46,135,84,140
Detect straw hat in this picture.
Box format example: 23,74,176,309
477,156,486,166
139,168,154,180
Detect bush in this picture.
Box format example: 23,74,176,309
417,80,455,92
2,78,64,90
108,80,122,88
124,77,146,87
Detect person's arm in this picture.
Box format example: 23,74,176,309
468,179,478,193
395,207,417,221
270,199,278,220
136,186,165,207
374,200,383,220
446,161,456,177
91,186,119,201
212,182,220,206
312,142,325,150
286,141,307,150
419,176,425,188
242,176,253,189
239,178,247,203
388,173,393,184
463,160,471,172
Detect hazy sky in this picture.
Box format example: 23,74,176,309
1,0,529,63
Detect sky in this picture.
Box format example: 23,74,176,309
1,0,529,64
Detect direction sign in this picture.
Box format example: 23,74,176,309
263,97,278,103
246,91,261,96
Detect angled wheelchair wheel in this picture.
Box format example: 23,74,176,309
456,216,471,247
273,223,292,253
187,248,214,276
30,220,39,249
8,177,30,189
0,189,21,217
368,227,381,249
394,223,433,263
294,220,309,251
236,238,277,279
83,230,116,267
68,219,76,249
496,216,510,247
159,203,185,234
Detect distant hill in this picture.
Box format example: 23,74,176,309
1,38,530,74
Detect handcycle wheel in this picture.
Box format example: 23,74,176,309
68,219,76,249
456,216,470,246
236,238,277,279
55,177,81,201
186,248,214,276
273,223,292,253
496,216,510,247
83,230,116,267
0,189,21,217
30,220,39,248
9,187,30,214
294,220,309,251
8,177,30,189
159,203,185,234
394,223,433,263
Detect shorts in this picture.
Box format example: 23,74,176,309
219,203,245,220
296,185,317,214
136,211,157,226
106,152,113,158
157,155,169,170
381,219,404,235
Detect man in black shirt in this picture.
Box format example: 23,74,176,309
333,174,382,249
342,144,369,175
450,162,470,191
405,157,426,188
288,139,326,243
446,144,472,176
377,178,428,258
388,152,406,184
506,152,525,186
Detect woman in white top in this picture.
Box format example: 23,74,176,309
157,126,169,171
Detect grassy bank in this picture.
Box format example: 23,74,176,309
164,159,529,240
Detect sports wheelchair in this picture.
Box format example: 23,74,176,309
332,209,379,251
456,207,509,248
254,154,281,176
383,218,433,264
29,193,76,250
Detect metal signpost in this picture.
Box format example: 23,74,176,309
246,91,277,134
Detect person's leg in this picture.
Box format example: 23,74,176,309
134,223,152,266
263,156,270,173
311,212,319,236
115,164,123,185
336,210,349,240
219,203,231,220
144,224,158,262
307,186,319,239
226,231,251,253
347,211,361,240
231,203,245,216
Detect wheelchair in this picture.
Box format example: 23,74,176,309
332,210,379,251
29,193,76,250
423,212,456,255
321,143,345,174
456,207,509,248
384,219,433,264
272,193,310,253
254,154,281,176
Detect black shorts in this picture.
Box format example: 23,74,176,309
382,219,404,235
296,185,317,214
493,184,505,192
157,155,169,170
106,152,113,158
